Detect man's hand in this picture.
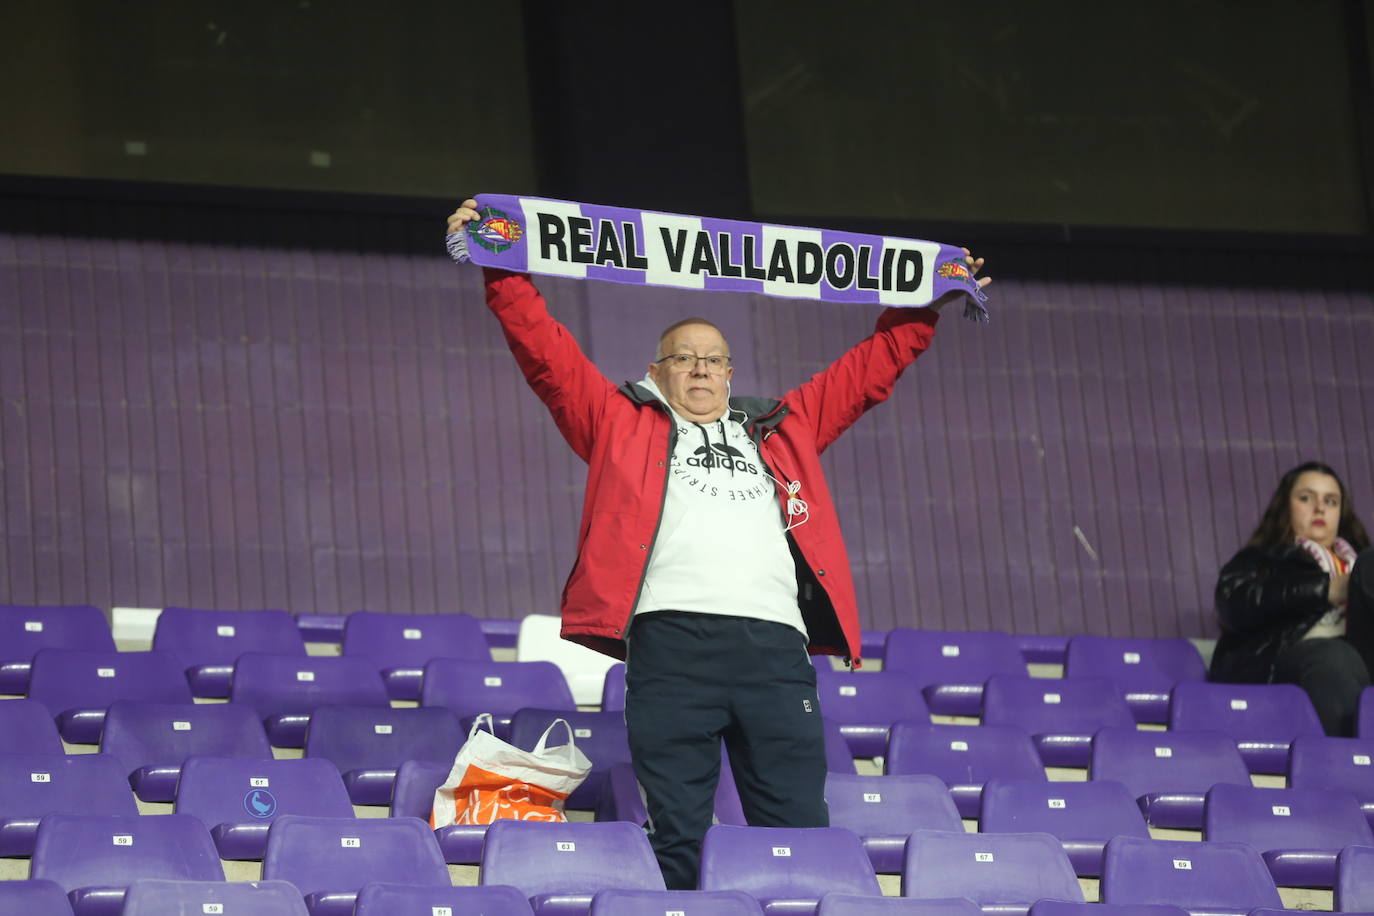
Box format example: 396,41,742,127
446,198,481,235
930,248,991,312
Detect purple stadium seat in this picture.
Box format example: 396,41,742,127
509,708,631,810
0,604,114,695
0,697,65,755
1063,635,1207,723
1336,843,1374,911
121,878,310,915
1360,687,1374,739
356,882,537,915
815,669,931,758
0,753,136,856
1202,782,1373,887
860,630,889,663
342,610,490,700
99,699,272,802
1088,727,1251,829
1288,734,1374,829
173,755,355,860
901,829,1083,915
420,659,575,740
883,628,1027,716
481,617,523,650
30,813,224,916
303,704,463,805
978,778,1150,877
1099,835,1283,915
481,819,665,915
0,879,76,915
824,772,962,873
388,757,488,863
262,815,450,916
591,888,765,915
819,896,983,916
595,762,648,827
698,824,880,914
294,613,346,643
886,721,1045,818
1015,635,1070,666
1028,902,1190,916
25,649,193,744
229,652,391,748
1169,681,1324,774
600,663,626,712
981,674,1135,767
152,607,306,697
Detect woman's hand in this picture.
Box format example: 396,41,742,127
446,198,480,235
1329,572,1350,607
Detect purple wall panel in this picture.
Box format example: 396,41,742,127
2,199,1371,641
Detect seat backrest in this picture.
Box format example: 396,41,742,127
100,700,272,774
26,648,192,718
174,756,355,832
0,604,113,687
342,610,489,667
508,708,631,810
982,675,1135,735
600,663,626,712
698,824,880,901
902,829,1083,908
389,758,451,820
825,772,962,838
229,652,391,719
152,607,305,667
31,813,224,890
1169,681,1324,742
1202,782,1374,852
0,698,66,755
817,895,983,915
591,888,765,915
1029,901,1191,916
420,659,576,720
1360,686,1374,738
516,613,618,706
1099,834,1282,911
356,882,534,915
1287,734,1374,802
882,628,1025,685
0,754,137,855
480,819,666,897
1088,727,1250,797
0,879,76,915
1336,843,1374,912
1063,636,1206,693
979,778,1149,848
122,879,309,915
262,815,450,899
886,722,1045,784
815,670,930,727
304,704,463,773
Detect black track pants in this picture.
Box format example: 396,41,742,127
624,611,829,890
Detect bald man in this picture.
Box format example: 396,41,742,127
448,200,988,888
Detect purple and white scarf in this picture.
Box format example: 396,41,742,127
1297,536,1357,632
447,193,989,322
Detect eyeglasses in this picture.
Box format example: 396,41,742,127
654,353,732,373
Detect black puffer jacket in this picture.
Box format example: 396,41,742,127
1209,544,1333,683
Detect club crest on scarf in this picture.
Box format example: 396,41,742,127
469,205,524,254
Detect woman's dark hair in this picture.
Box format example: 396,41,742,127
1246,461,1371,552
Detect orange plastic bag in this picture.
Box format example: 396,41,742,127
431,713,592,827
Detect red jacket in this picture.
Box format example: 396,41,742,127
484,269,940,666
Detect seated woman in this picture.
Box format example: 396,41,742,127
1211,461,1374,736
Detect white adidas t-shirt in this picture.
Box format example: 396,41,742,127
632,382,806,638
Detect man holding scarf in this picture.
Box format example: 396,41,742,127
447,198,989,889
